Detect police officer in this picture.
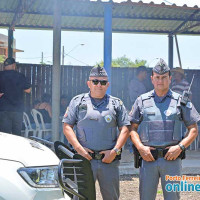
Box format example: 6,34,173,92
129,59,200,200
63,65,130,200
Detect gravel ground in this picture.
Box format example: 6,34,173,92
96,175,200,200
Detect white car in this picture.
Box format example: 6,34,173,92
0,132,70,200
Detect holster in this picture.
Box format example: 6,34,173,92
132,145,142,168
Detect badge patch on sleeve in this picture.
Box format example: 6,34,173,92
104,115,112,123
64,107,69,118
129,106,134,115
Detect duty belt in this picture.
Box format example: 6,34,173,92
89,150,121,160
150,148,185,160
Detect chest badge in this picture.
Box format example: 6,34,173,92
164,109,172,117
186,102,192,109
104,115,112,123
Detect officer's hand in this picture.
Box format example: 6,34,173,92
100,150,116,164
164,145,182,161
76,147,93,161
138,146,155,162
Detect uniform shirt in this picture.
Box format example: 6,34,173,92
129,89,200,128
128,77,147,105
0,70,31,112
62,93,130,128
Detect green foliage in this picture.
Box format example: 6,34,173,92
40,61,46,65
0,55,6,63
96,55,147,68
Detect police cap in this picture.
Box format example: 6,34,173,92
89,65,108,77
4,58,16,67
152,59,170,75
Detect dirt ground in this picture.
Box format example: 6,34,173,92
96,175,200,200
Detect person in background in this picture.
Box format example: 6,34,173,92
36,93,52,124
171,67,191,97
128,65,147,107
60,94,68,116
0,58,31,136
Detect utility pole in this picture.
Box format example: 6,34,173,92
62,46,64,65
41,52,44,64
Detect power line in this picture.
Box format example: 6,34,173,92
66,54,90,66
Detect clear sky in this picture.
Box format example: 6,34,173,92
0,0,200,69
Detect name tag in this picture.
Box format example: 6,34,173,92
147,112,155,115
90,117,98,121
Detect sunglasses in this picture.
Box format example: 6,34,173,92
90,79,108,86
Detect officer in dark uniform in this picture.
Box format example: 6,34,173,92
63,65,130,200
129,59,200,200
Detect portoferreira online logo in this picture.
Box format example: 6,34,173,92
165,175,200,192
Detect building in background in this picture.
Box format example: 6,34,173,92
0,33,23,60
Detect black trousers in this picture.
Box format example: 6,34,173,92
0,111,23,136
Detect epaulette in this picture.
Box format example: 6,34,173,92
141,90,153,101
72,93,86,102
109,95,123,105
171,91,181,100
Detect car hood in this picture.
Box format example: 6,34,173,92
0,132,59,167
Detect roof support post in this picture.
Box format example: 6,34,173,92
168,34,173,70
104,3,112,95
52,0,61,142
8,28,13,58
174,35,182,69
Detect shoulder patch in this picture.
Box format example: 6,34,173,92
129,106,134,115
64,107,69,118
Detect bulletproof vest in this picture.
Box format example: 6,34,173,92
139,90,182,148
76,94,118,151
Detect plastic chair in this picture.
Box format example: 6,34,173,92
23,112,37,138
31,109,52,140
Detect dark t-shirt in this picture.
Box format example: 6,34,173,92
0,70,31,112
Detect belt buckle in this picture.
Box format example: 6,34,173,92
94,153,102,160
157,148,163,158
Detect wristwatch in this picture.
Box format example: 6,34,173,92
178,143,186,151
113,147,121,155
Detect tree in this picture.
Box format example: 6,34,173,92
96,55,147,68
0,55,6,63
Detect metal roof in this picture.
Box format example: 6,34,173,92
0,0,200,35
